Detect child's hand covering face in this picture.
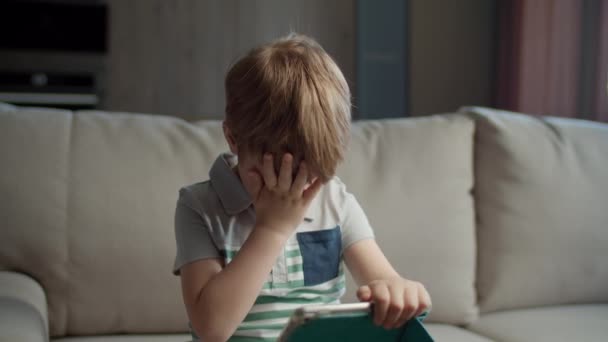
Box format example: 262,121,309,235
244,153,322,237
357,277,432,329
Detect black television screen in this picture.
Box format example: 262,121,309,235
0,0,107,53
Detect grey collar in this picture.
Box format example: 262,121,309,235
209,153,252,215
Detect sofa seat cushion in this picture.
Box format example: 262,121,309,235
53,334,191,341
426,324,494,341
467,305,608,342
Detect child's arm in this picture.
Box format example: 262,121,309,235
344,239,432,329
179,154,321,342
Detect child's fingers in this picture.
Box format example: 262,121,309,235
414,283,432,317
302,177,323,204
277,153,293,191
404,286,419,321
291,162,308,195
394,311,409,328
370,282,390,326
384,285,404,329
356,285,372,302
394,287,418,327
261,154,278,189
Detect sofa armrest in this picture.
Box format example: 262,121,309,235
0,271,49,342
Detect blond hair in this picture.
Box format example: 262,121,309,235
224,33,351,182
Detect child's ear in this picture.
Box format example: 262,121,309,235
223,122,238,154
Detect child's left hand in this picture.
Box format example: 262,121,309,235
357,277,431,329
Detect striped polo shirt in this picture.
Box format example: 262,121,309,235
173,153,375,341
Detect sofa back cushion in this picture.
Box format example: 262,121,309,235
0,106,72,336
0,107,227,336
0,106,478,335
337,115,478,325
463,107,608,312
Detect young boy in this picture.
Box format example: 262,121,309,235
173,34,431,342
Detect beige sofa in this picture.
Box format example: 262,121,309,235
1,103,607,341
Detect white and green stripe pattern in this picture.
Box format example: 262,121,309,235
222,245,346,341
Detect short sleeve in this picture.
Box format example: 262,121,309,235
341,193,375,252
173,188,221,275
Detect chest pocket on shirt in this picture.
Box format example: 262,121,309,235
296,226,341,286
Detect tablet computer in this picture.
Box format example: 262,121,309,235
278,302,434,342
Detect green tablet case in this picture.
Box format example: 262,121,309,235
285,312,433,342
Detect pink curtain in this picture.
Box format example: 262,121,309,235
596,1,608,122
497,0,608,122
